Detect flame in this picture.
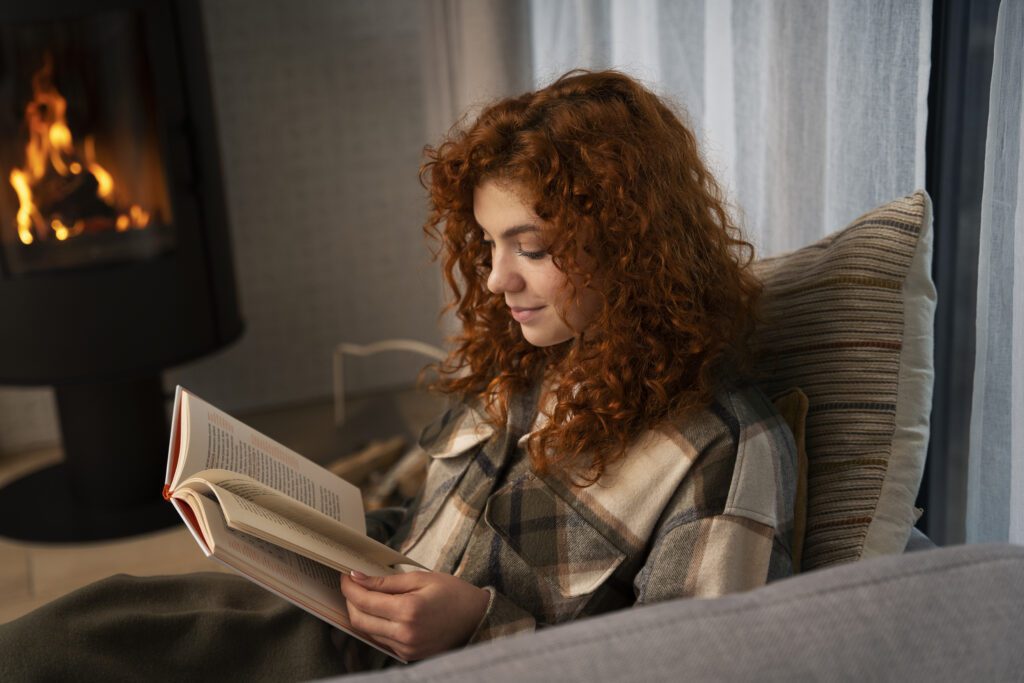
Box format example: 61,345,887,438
129,204,149,227
83,136,114,201
90,161,115,200
7,55,152,245
9,169,38,244
50,218,84,241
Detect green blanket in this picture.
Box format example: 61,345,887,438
0,572,358,681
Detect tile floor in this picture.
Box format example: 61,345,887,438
0,387,446,624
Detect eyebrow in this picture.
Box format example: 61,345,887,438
480,224,541,240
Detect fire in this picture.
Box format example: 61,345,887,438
7,55,152,245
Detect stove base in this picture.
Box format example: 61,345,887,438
0,461,179,542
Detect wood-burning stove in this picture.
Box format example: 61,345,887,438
0,0,243,541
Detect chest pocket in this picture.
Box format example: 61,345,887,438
462,473,625,624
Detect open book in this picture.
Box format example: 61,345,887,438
163,385,422,662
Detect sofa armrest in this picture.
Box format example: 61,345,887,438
337,543,1024,682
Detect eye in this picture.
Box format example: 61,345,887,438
516,247,548,260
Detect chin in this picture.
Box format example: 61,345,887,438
521,329,574,348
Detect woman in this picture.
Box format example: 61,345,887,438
339,69,796,665
0,69,795,679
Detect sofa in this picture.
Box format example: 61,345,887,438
333,192,1024,680
335,540,1024,681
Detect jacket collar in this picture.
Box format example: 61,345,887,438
419,380,552,459
516,396,552,449
419,400,495,460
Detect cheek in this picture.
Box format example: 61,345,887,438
531,263,572,300
553,275,601,326
570,289,602,329
566,267,603,322
580,288,602,318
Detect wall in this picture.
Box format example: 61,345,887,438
0,0,446,454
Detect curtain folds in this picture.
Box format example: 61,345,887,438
430,1,1024,537
528,0,932,256
966,0,1024,544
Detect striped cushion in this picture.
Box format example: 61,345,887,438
751,192,936,571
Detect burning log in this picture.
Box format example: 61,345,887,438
32,168,117,233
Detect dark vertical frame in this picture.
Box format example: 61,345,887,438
170,0,242,348
920,0,1000,544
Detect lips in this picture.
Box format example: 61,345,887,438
509,305,544,323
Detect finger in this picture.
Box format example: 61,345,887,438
365,633,412,661
341,576,410,622
345,595,404,643
349,570,430,595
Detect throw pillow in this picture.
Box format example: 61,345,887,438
752,191,936,571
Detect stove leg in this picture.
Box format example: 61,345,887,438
57,375,169,508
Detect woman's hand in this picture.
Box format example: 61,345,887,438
340,570,490,661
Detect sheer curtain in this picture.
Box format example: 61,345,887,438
389,0,1024,544
966,0,1024,544
529,0,932,256
421,0,532,142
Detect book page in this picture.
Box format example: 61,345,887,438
169,388,365,535
170,492,212,556
182,492,403,662
177,477,419,575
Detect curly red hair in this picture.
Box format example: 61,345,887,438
421,69,760,483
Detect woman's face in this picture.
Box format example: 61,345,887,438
473,179,601,347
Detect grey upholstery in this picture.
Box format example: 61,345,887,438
336,543,1024,682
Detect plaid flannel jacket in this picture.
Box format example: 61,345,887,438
379,381,797,644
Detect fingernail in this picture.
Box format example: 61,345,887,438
350,570,368,581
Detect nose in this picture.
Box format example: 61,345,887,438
487,249,525,295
